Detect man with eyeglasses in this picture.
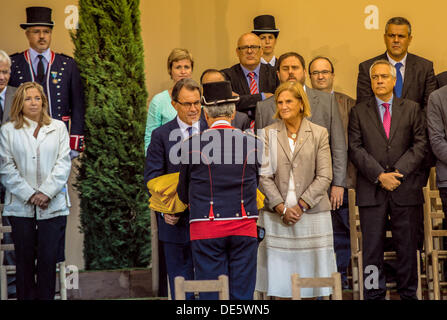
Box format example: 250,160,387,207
222,33,279,123
349,60,427,300
309,56,356,289
144,78,208,300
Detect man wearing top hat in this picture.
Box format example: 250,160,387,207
252,15,280,67
9,6,85,158
177,81,263,300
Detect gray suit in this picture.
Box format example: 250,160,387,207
2,86,16,123
255,85,347,187
1,85,17,297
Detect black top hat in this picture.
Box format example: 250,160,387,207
20,7,54,29
201,81,240,106
252,15,279,38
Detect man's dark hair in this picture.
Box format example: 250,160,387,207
308,56,334,74
172,78,201,102
277,52,306,71
385,17,412,36
199,69,227,85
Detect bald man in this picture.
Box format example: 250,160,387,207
221,33,279,121
200,69,251,131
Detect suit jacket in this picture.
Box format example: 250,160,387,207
334,91,357,189
255,85,347,187
2,86,16,124
348,97,427,207
177,125,262,222
9,50,85,151
144,116,208,243
259,118,332,213
436,71,447,89
427,85,447,187
356,52,437,110
221,63,279,119
232,111,251,131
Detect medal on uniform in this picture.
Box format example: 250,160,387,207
51,71,58,84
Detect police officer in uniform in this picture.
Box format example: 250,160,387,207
9,6,85,156
178,81,263,300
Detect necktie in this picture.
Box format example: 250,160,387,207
0,96,3,123
394,62,403,98
186,126,193,137
248,72,259,95
382,103,391,139
37,55,45,83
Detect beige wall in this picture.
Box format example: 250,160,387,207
1,0,447,270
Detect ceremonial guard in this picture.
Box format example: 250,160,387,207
178,81,263,300
9,6,85,155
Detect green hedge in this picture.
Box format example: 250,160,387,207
71,0,150,269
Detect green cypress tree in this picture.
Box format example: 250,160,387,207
71,0,150,269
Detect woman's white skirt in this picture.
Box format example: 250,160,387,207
256,209,337,298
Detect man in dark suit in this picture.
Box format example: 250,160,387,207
356,16,436,110
144,78,207,300
309,55,356,289
349,60,427,300
356,16,436,259
9,6,85,157
178,81,262,300
221,32,279,121
0,49,17,299
436,71,447,89
255,52,347,215
200,68,251,131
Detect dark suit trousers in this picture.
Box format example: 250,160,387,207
9,215,67,300
359,196,418,300
163,241,195,300
191,236,258,300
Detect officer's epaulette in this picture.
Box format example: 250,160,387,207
58,53,74,60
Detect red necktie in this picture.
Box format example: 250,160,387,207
382,103,391,139
248,72,259,94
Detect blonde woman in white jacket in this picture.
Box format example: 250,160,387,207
0,82,71,300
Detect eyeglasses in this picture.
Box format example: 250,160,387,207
310,70,332,77
237,45,261,53
175,100,201,108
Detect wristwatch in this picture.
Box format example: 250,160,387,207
298,201,307,213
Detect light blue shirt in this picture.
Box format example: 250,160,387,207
29,48,51,75
0,88,6,110
240,63,265,100
176,116,200,140
375,95,393,123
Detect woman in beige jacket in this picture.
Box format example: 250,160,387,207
256,81,337,298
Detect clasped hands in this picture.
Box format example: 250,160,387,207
378,170,403,192
275,201,308,226
29,191,50,210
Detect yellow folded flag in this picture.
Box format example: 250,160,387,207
147,172,266,214
147,172,187,214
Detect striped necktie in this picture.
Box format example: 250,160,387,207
382,103,391,139
248,72,259,94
